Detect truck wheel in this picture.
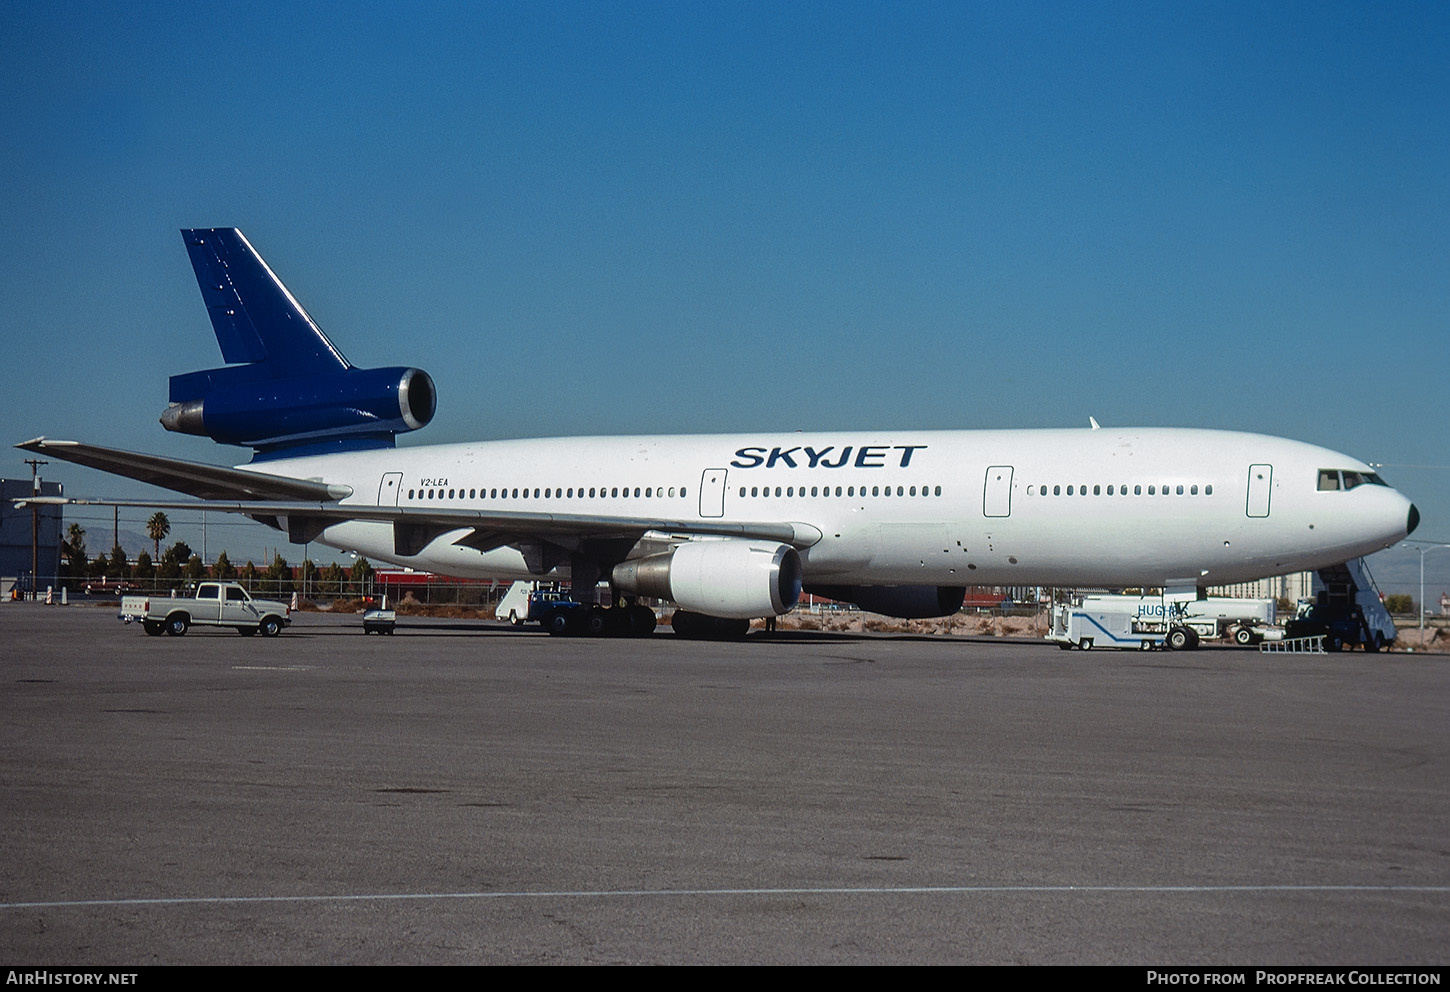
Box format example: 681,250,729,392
547,611,572,636
259,617,282,638
143,620,164,637
166,615,189,636
1078,638,1093,651
509,610,522,626
1323,634,1342,652
1166,626,1195,651
586,608,609,637
1233,627,1254,646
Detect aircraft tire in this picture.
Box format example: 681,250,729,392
671,611,748,639
669,610,701,638
629,605,657,636
712,617,750,639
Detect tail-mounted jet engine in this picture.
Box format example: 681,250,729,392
162,365,435,452
612,539,803,620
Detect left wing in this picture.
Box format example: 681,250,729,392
13,438,822,559
36,496,822,556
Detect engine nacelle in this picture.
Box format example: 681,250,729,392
804,584,966,619
162,365,435,451
613,539,802,619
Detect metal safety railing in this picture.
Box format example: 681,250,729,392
1259,635,1326,654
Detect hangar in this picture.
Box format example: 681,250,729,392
0,477,63,599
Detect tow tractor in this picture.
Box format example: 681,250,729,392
525,586,657,637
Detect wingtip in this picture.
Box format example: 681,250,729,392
16,437,78,451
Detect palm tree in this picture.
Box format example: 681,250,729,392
146,512,171,562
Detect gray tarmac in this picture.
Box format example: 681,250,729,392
0,604,1446,965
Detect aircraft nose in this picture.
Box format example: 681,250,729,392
1407,503,1420,537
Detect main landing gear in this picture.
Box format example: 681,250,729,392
669,610,751,640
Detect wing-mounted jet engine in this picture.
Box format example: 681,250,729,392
161,229,435,459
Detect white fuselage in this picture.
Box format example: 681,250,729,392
249,427,1415,589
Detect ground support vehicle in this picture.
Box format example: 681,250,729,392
495,581,537,625
120,582,292,637
1048,594,1278,651
362,608,396,634
1048,600,1167,651
523,588,657,637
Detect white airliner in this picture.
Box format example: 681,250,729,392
16,229,1420,635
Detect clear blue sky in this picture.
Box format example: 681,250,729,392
3,1,1447,597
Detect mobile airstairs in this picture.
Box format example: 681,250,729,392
1261,557,1396,653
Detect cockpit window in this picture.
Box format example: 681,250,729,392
1319,469,1391,491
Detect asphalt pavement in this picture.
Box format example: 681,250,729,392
1,604,1445,964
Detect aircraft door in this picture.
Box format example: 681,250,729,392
983,465,1014,518
699,468,727,518
378,472,403,507
1246,464,1272,517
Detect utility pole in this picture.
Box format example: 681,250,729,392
24,458,47,602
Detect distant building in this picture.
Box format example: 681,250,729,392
1209,572,1313,604
0,477,64,590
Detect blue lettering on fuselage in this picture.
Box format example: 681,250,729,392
730,444,926,469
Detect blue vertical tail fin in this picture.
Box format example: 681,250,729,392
180,228,351,377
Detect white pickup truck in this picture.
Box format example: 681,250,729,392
120,582,292,637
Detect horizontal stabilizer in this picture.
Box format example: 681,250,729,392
13,438,349,502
